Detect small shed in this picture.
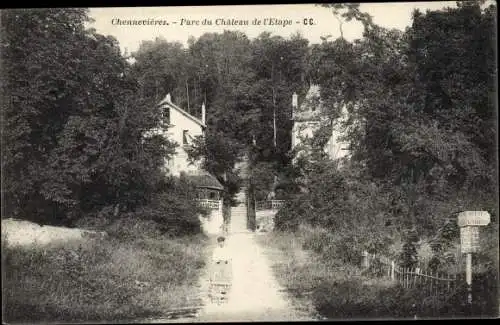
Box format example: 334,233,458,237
186,171,224,200
185,170,225,235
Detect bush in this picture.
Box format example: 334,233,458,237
276,159,400,256
311,279,414,319
104,217,163,241
73,212,113,230
311,269,497,320
130,177,209,237
274,196,310,232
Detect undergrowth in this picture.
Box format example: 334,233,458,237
2,220,209,323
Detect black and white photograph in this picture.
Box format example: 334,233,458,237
1,2,498,322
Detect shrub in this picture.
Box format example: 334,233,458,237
311,279,413,319
72,176,209,238
274,196,310,232
399,228,419,268
104,217,162,241
73,212,113,230
131,177,209,237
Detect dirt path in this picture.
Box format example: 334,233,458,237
194,232,314,322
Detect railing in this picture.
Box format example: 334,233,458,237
197,199,221,210
255,200,286,211
393,266,457,293
362,251,458,294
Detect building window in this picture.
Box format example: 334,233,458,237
165,108,170,124
183,130,189,145
161,108,170,125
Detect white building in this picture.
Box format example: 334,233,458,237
291,84,351,164
157,93,206,176
145,93,224,234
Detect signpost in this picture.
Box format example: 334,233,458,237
457,211,491,306
460,226,480,253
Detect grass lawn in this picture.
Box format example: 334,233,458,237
2,229,210,323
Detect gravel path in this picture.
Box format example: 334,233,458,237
194,232,314,322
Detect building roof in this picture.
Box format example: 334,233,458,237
185,170,224,191
158,94,206,128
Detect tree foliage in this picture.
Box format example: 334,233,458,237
5,3,495,244
131,30,311,203
278,1,497,257
1,9,197,232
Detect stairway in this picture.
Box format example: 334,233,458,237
230,154,254,234
230,187,249,233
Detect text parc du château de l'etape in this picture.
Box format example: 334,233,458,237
110,18,293,27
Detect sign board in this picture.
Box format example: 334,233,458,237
460,226,481,253
457,211,490,227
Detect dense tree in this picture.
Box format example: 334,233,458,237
280,1,497,243
132,30,311,204
130,38,196,111
1,9,176,226
249,32,310,163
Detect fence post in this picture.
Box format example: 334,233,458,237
437,272,440,297
422,269,427,294
430,270,434,295
411,303,417,320
446,274,451,292
391,260,395,281
362,250,369,269
466,252,473,305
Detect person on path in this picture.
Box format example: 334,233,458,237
209,236,232,303
212,236,231,264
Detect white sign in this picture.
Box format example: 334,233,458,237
457,211,491,227
460,226,480,253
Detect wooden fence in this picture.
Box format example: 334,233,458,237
363,251,458,295
255,200,286,211
197,199,221,210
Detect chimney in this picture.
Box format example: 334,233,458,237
292,92,298,120
166,93,172,103
201,102,206,125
